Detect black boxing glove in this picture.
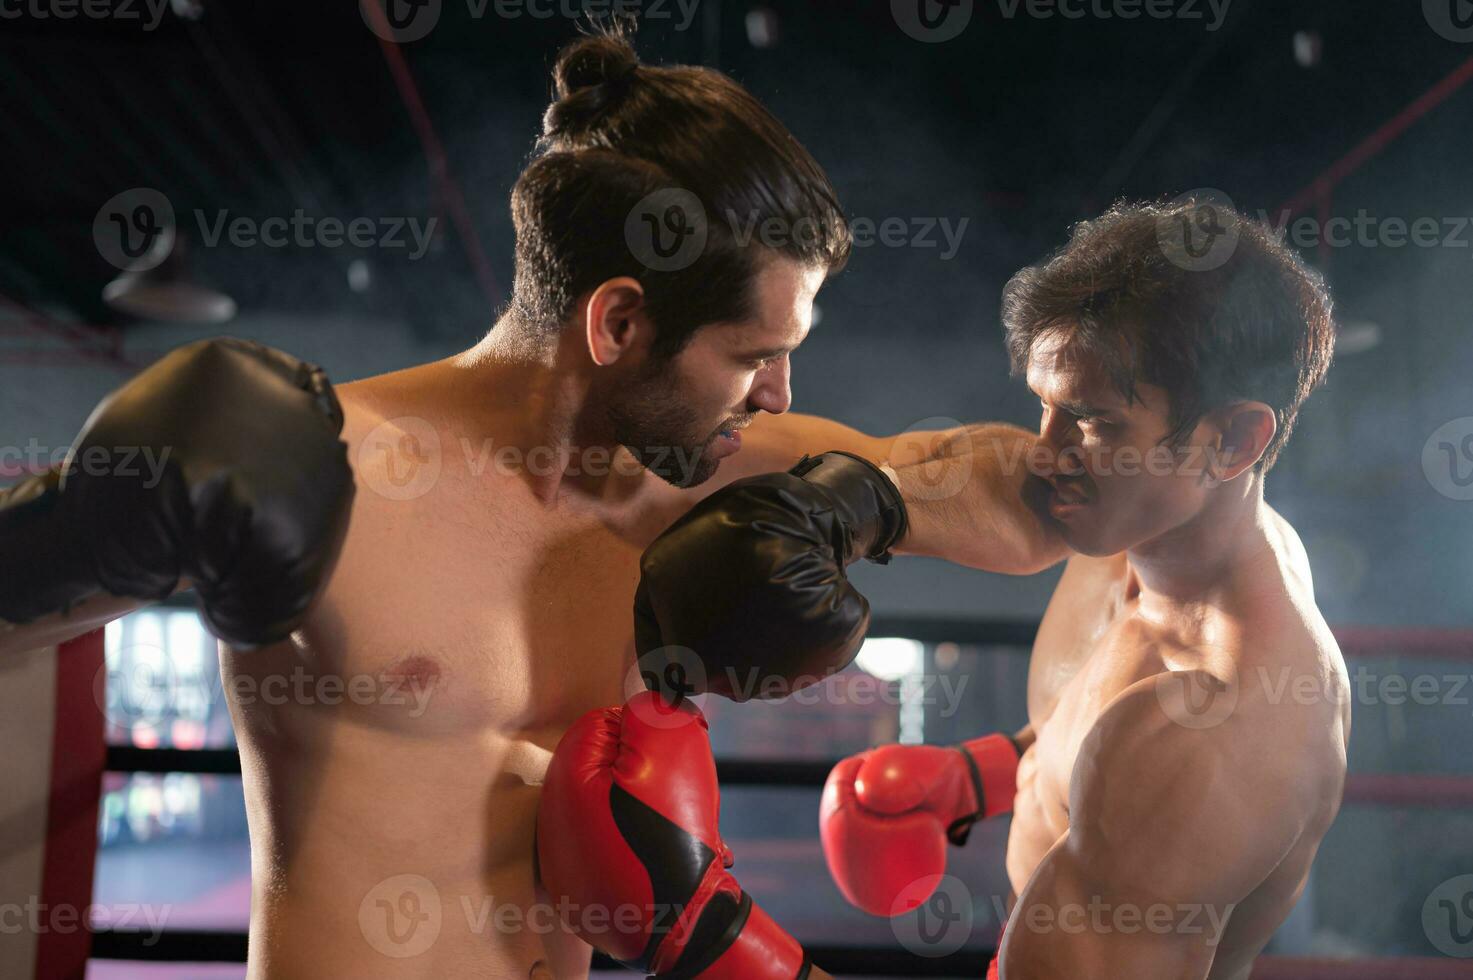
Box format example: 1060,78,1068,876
0,338,354,649
636,451,907,701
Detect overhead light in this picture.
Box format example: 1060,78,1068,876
1337,319,1382,355
746,6,779,48
855,637,923,682
1293,31,1322,69
102,234,237,325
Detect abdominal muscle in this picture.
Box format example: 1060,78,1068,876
231,698,593,980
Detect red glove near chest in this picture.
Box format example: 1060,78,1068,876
537,692,812,979
820,734,1021,917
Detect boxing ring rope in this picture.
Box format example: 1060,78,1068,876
86,617,1473,975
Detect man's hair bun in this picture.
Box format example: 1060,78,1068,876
551,31,640,100
542,28,643,143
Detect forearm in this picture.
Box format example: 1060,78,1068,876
0,591,142,657
886,423,1066,574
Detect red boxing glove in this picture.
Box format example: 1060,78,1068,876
819,734,1020,917
537,692,812,979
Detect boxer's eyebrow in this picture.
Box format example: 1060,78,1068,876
743,343,795,360
1027,382,1116,419
1057,397,1115,418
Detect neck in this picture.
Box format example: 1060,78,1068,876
450,314,630,504
1125,470,1270,618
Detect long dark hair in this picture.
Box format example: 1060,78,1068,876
510,23,849,358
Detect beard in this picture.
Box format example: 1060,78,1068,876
605,365,726,488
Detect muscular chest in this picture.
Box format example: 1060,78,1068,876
1021,560,1164,819
1029,620,1167,806
286,481,650,735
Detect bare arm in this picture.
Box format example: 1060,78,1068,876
885,422,1065,574
0,472,175,656
999,676,1309,979
694,412,1065,575
0,591,147,656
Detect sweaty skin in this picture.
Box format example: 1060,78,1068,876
895,330,1350,979
222,260,1056,979
1003,537,1348,979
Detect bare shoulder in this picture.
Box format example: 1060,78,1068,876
1070,651,1341,904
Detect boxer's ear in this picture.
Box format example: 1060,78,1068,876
1208,400,1277,483
585,277,648,366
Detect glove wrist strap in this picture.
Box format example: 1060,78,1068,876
945,733,1022,846
658,892,811,980
789,451,909,564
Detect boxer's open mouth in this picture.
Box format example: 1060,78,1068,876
1048,479,1091,517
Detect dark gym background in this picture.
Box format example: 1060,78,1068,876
1,1,1470,975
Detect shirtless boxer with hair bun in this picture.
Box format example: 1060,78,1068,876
2,24,1066,979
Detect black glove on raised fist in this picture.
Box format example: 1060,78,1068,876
0,338,354,648
636,451,907,701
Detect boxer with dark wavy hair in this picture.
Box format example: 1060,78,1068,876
822,199,1346,980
